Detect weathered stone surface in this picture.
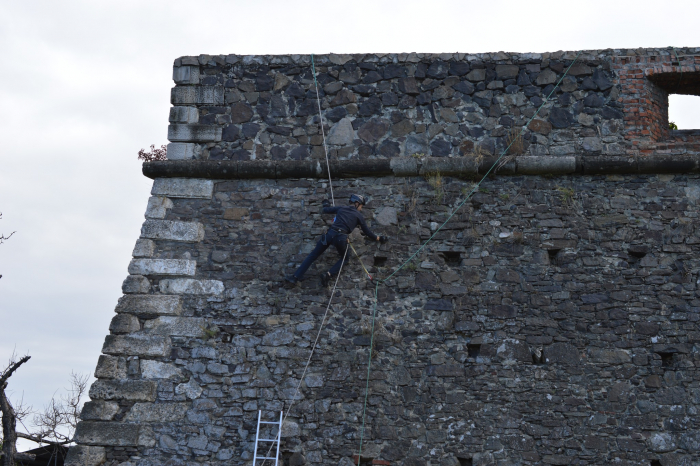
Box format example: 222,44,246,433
94,355,126,379
169,106,199,124
374,207,398,226
143,316,207,337
140,360,184,379
168,124,222,142
173,66,200,84
176,378,203,399
128,258,197,276
160,278,224,295
89,379,157,402
141,219,205,242
358,118,390,143
108,313,140,334
545,343,580,365
170,86,224,105
327,118,354,146
74,421,141,446
166,142,196,160
121,274,150,294
589,348,631,364
124,402,189,422
132,238,155,257
145,196,174,219
80,401,120,421
102,334,171,357
64,445,106,466
115,295,183,317
151,178,214,199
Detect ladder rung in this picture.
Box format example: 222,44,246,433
259,421,280,424
257,438,279,442
256,457,278,460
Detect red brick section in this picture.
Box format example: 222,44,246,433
613,53,700,156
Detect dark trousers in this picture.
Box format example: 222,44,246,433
294,230,349,279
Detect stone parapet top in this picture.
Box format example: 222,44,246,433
143,154,700,180
174,48,700,67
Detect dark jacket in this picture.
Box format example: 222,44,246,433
323,205,378,240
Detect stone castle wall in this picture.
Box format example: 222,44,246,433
67,48,700,466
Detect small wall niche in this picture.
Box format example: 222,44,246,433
467,344,481,358
373,256,388,267
458,458,473,466
658,351,675,368
440,251,462,266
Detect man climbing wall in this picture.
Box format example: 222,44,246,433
286,194,388,286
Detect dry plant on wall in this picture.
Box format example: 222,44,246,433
426,172,445,204
505,127,525,156
460,140,485,167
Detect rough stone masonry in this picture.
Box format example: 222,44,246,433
68,48,700,466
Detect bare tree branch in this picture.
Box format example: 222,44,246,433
0,355,30,387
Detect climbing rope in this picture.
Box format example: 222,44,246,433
260,247,349,465
354,51,584,465
347,240,373,281
311,54,335,206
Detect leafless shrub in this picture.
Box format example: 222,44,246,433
138,144,167,162
1,353,88,465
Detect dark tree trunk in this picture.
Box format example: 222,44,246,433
0,355,30,466
1,388,17,466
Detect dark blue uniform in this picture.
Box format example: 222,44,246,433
292,205,378,280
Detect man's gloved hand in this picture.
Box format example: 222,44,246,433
379,235,389,243
322,199,331,208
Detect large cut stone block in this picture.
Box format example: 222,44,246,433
73,421,140,446
89,379,158,402
141,219,205,242
172,65,200,84
128,259,196,276
145,196,174,219
124,402,189,422
102,334,171,357
171,86,224,105
143,316,207,337
151,178,214,199
94,355,126,379
169,106,199,123
166,142,196,160
64,445,106,465
168,124,222,142
159,278,224,295
108,314,141,334
80,401,120,421
115,295,183,317
132,238,155,257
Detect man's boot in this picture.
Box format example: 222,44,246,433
320,272,331,287
285,275,299,284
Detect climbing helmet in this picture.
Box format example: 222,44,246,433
349,194,367,205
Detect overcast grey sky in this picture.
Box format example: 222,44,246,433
0,0,698,448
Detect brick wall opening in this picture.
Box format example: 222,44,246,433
669,94,700,129
651,460,662,466
646,70,700,140
458,457,473,466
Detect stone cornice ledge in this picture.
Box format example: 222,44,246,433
143,155,700,180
